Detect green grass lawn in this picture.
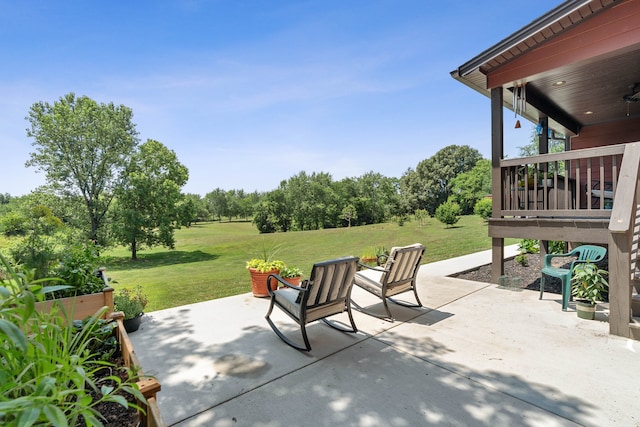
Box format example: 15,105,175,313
102,216,516,312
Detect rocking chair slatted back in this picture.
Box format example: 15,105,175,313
383,244,426,289
306,257,358,308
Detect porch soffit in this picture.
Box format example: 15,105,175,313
455,0,614,79
451,0,640,135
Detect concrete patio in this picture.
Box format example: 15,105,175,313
130,247,639,427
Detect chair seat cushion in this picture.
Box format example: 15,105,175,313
354,267,414,296
541,266,570,278
354,269,384,296
273,288,302,319
273,288,348,323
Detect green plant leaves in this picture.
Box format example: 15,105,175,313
0,318,27,352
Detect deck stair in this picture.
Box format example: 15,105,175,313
629,202,640,339
631,279,640,339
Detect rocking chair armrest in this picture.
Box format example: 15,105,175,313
357,262,388,273
266,274,309,297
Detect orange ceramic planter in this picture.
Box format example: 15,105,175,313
282,276,301,287
249,268,280,297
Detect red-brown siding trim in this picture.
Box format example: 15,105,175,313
487,1,640,89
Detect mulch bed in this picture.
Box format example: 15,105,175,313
451,252,608,299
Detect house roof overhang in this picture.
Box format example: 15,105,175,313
451,0,640,137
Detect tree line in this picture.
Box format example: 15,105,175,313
0,93,493,277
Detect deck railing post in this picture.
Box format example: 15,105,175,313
608,142,640,338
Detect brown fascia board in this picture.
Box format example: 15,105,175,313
452,0,592,80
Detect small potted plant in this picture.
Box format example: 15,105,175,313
375,246,390,266
360,247,377,265
114,286,148,332
542,171,555,187
279,265,303,286
571,262,609,320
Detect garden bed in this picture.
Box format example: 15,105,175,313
112,313,165,427
452,252,609,298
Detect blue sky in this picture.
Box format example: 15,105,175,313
1,0,561,197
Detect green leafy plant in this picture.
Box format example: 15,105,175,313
548,240,566,254
515,252,528,266
54,242,106,298
518,239,565,255
518,239,540,254
114,286,149,320
435,200,461,227
280,266,303,278
246,240,285,272
246,258,285,273
571,262,609,305
0,253,145,426
474,197,492,220
361,247,377,260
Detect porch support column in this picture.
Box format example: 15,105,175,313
539,117,549,257
538,116,548,155
491,87,504,283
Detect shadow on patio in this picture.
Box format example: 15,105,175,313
130,249,639,427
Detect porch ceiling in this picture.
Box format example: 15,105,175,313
451,0,640,136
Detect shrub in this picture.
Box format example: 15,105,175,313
518,239,565,255
515,252,529,266
0,211,27,236
548,240,566,254
55,243,106,298
474,197,492,220
9,233,59,280
435,201,461,227
518,239,540,254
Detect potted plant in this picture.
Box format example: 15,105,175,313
541,171,555,187
571,262,609,320
246,258,286,297
375,246,390,266
360,247,378,265
114,285,148,332
279,265,303,286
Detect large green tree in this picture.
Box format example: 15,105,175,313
449,159,492,214
204,188,228,222
25,93,139,244
111,139,188,260
401,145,482,215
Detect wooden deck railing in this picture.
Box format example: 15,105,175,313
499,144,626,218
497,141,640,339
607,141,640,339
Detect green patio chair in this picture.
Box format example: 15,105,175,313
352,243,425,320
265,256,359,351
539,244,607,310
